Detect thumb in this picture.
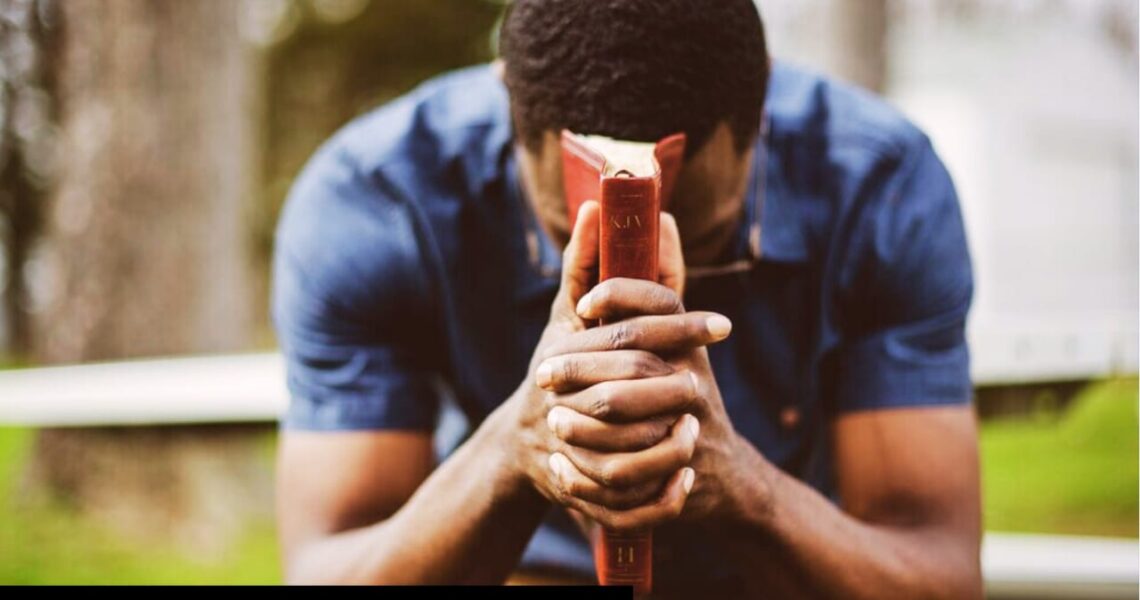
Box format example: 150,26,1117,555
557,199,600,314
659,211,686,298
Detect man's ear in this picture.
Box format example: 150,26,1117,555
492,58,505,82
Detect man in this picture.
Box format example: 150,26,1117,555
271,0,982,596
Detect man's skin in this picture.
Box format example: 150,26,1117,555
276,77,983,595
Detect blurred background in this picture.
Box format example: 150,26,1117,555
0,0,1135,594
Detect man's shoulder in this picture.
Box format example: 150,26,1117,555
321,63,511,181
766,61,929,162
761,66,973,414
760,62,962,269
274,65,511,309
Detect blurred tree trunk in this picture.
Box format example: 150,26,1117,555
28,0,255,357
0,0,56,357
826,0,890,93
22,0,269,554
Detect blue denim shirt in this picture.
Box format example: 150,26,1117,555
271,62,973,592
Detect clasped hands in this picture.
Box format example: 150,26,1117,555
506,200,744,534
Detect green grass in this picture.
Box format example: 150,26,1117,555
981,377,1139,537
0,506,280,585
0,427,281,584
0,378,1135,583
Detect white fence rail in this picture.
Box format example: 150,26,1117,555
0,353,287,426
983,534,1138,599
0,353,1136,597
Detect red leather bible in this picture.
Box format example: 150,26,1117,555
560,129,686,596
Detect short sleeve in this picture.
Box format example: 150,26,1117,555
831,138,974,412
271,142,444,432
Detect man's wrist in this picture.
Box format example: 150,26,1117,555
719,432,780,534
472,392,543,507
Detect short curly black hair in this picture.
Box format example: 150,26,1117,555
498,0,769,159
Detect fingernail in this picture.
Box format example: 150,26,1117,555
576,293,593,318
682,468,695,494
536,361,553,387
547,407,566,435
706,315,732,338
687,371,700,395
549,453,566,479
685,414,700,442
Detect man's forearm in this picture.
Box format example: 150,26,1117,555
286,405,550,585
717,434,982,599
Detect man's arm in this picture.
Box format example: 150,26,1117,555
705,134,980,598
276,415,550,585
715,405,982,599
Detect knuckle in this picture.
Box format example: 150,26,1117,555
680,374,703,412
588,384,615,420
549,478,570,503
562,475,581,497
630,352,663,377
636,424,661,449
557,357,580,385
553,414,573,440
598,458,624,487
588,397,611,421
605,323,634,350
656,287,683,314
684,314,705,340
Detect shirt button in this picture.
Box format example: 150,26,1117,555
779,407,800,429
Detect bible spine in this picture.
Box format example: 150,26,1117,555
594,173,659,597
